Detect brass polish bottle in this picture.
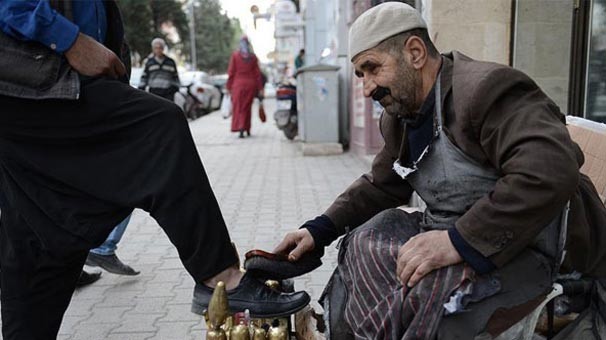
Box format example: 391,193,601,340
230,320,250,340
267,325,288,340
252,327,267,340
208,281,229,328
206,281,230,340
206,328,227,340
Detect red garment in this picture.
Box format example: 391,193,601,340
226,51,263,133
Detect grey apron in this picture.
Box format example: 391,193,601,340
400,75,561,339
322,75,563,339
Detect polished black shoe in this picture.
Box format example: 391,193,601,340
76,270,102,288
244,249,323,280
86,253,140,276
191,273,310,318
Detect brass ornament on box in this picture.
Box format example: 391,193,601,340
204,281,291,340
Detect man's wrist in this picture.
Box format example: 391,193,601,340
300,215,338,249
448,227,495,274
44,16,80,53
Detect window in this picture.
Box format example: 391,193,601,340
585,0,606,122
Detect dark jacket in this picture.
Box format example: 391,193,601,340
0,0,130,100
139,56,180,93
325,51,606,277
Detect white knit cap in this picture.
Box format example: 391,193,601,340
348,2,427,61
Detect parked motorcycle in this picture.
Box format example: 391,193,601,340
174,83,207,120
174,71,223,121
274,83,298,140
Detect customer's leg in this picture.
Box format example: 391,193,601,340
0,208,87,340
0,79,238,283
90,214,131,255
0,79,309,320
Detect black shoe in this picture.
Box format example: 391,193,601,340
246,130,250,137
239,130,245,138
86,253,140,276
76,270,102,288
244,249,323,280
191,273,310,318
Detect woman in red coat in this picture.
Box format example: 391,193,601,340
226,36,263,138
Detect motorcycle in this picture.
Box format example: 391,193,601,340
273,83,298,140
174,71,223,121
175,83,206,120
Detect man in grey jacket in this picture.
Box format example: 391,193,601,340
138,38,181,100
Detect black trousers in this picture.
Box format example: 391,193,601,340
0,78,238,339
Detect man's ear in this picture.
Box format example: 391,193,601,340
405,36,427,70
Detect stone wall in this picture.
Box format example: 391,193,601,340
513,0,574,112
423,0,512,65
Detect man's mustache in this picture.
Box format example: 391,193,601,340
372,86,391,102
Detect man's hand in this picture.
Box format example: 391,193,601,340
396,230,462,287
65,33,126,78
273,229,315,261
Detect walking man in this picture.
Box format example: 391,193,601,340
138,38,181,101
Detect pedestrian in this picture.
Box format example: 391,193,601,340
226,36,264,138
294,49,305,70
86,214,139,276
0,2,309,339
273,2,606,339
138,38,181,101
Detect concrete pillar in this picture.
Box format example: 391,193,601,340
423,0,512,65
512,0,574,111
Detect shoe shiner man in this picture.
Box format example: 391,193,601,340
274,3,606,339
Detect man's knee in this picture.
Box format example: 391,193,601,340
349,208,420,242
340,209,421,266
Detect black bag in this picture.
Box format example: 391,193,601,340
552,279,606,340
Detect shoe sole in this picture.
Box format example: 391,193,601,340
190,293,311,319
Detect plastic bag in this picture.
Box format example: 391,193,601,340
221,94,232,119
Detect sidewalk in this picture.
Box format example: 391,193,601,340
50,98,369,340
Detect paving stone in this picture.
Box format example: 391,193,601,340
67,322,119,340
112,313,164,333
82,306,133,324
105,332,157,340
148,321,200,340
128,296,172,314
156,304,201,323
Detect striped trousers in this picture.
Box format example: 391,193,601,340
339,209,473,340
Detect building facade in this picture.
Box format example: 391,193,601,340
279,0,606,155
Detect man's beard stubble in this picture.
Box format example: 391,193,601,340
382,58,421,119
